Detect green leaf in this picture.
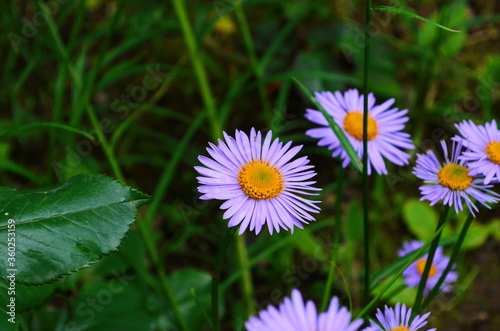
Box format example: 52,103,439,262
402,199,438,241
164,269,219,330
345,200,363,242
0,174,151,285
462,221,490,250
372,6,461,33
488,219,500,241
293,77,363,174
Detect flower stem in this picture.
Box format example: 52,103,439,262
412,205,450,316
212,227,238,331
421,212,474,309
321,167,345,312
171,0,221,138
234,2,272,123
362,0,373,307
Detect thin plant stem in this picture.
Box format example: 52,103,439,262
321,166,345,312
212,227,238,331
362,0,373,307
172,0,254,320
233,1,272,123
171,0,221,138
355,210,453,319
412,205,450,316
421,212,474,309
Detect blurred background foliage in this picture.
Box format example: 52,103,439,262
0,0,499,330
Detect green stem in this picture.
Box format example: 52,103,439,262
212,227,238,331
421,212,474,309
233,2,272,122
321,167,345,312
236,234,255,316
362,0,372,307
412,205,450,316
171,0,221,138
355,210,452,319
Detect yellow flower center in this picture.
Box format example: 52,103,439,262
438,163,472,190
416,258,438,278
485,141,500,165
343,111,379,141
392,325,410,331
238,159,284,200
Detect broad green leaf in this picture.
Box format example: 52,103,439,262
69,278,155,331
462,222,490,250
293,78,363,174
402,199,438,241
488,219,500,241
345,200,363,242
0,174,151,285
372,6,460,33
163,269,219,330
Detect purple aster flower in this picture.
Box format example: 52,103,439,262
305,89,414,175
398,241,457,295
413,140,500,216
453,119,500,184
195,128,321,235
245,289,363,331
363,303,436,331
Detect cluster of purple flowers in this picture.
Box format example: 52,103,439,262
194,88,499,330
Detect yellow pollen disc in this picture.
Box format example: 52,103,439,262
438,163,472,190
392,325,410,331
238,159,284,200
416,258,438,278
343,111,378,141
485,141,500,165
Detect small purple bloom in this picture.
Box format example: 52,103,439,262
245,289,363,331
195,128,321,235
453,119,500,184
305,89,414,175
413,140,499,216
363,303,436,331
398,241,457,295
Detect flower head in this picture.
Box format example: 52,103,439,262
453,119,500,184
398,241,457,295
195,128,321,235
245,289,363,331
305,89,414,175
413,140,499,216
363,303,436,331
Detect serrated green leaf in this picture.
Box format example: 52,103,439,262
0,174,151,285
372,6,460,33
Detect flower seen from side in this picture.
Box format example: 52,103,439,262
363,303,436,331
398,240,457,295
245,289,363,331
305,89,414,175
453,119,500,184
413,140,500,216
195,128,321,235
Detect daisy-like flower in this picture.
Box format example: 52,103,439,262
305,89,414,175
363,303,436,331
398,241,457,295
245,289,363,331
453,119,500,184
195,128,321,235
413,140,500,216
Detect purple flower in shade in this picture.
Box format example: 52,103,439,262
413,140,500,216
305,89,414,175
363,303,436,331
453,119,500,184
245,289,363,331
195,128,321,235
398,241,457,295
